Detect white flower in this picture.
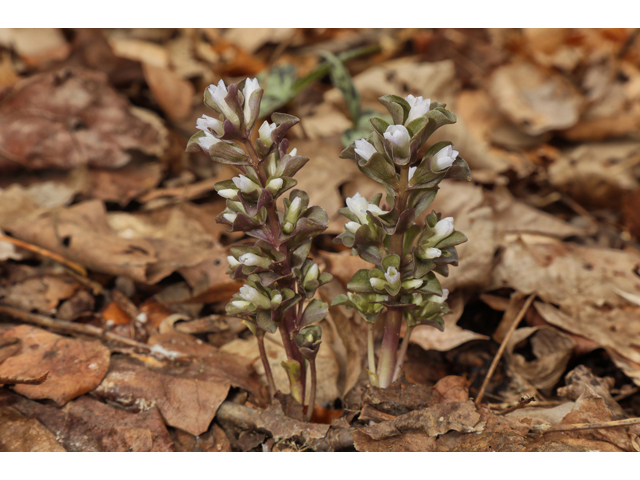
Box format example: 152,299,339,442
370,278,386,290
227,255,241,267
223,212,237,223
239,285,271,310
354,139,377,161
402,278,423,290
431,217,454,244
196,114,224,136
424,247,442,259
270,293,282,307
239,253,271,269
266,178,283,193
232,174,260,194
430,289,449,304
431,145,458,172
384,124,411,157
259,121,276,147
304,263,319,284
345,221,360,234
405,95,431,124
384,266,400,286
346,193,386,224
218,189,238,200
408,166,417,181
197,131,221,151
242,78,260,125
289,148,297,157
208,80,239,124
231,300,252,310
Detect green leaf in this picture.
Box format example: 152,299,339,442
446,157,472,182
378,95,410,125
347,269,375,293
258,64,298,117
256,310,277,333
208,141,252,166
435,231,468,249
301,299,329,327
322,51,361,124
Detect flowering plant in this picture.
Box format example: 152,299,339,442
188,78,332,415
333,94,471,388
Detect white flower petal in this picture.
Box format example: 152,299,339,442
405,95,431,124
370,278,386,290
408,166,417,181
242,78,260,124
354,139,377,161
384,266,400,285
424,247,442,259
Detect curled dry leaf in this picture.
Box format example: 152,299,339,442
0,67,166,172
505,326,575,390
0,274,80,314
0,325,110,406
408,290,488,352
488,60,583,136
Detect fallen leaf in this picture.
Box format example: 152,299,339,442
0,325,110,405
223,28,295,54
488,60,583,135
86,161,163,205
0,68,166,172
0,28,70,67
409,291,488,352
0,390,173,452
143,63,195,121
0,405,65,452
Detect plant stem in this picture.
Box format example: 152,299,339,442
306,358,317,422
367,322,379,387
256,330,276,399
242,139,306,403
377,165,410,389
392,325,414,383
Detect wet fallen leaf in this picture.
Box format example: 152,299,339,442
0,325,110,405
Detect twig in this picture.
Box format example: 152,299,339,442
0,233,87,276
475,294,535,405
530,417,640,433
0,304,152,351
358,404,396,423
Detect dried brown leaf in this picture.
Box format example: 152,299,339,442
0,405,66,452
0,325,110,405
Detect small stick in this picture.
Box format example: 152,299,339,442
475,294,535,405
0,233,87,276
0,304,152,351
530,417,640,433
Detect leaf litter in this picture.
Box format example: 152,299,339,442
2,27,640,451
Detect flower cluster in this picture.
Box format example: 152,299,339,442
334,93,471,388
188,78,332,405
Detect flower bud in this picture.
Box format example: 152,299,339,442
431,217,455,244
231,300,252,310
270,293,283,308
289,148,297,156
304,263,319,285
266,178,283,194
208,80,239,125
239,253,271,269
346,192,386,224
223,212,237,223
430,289,449,304
354,139,377,161
405,95,431,124
239,285,272,310
402,278,423,290
424,247,442,259
232,174,260,194
431,145,458,172
370,278,386,290
408,166,417,181
242,78,260,126
218,189,238,200
383,125,411,158
258,121,276,147
283,197,303,233
196,114,224,136
345,221,360,234
227,255,241,267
